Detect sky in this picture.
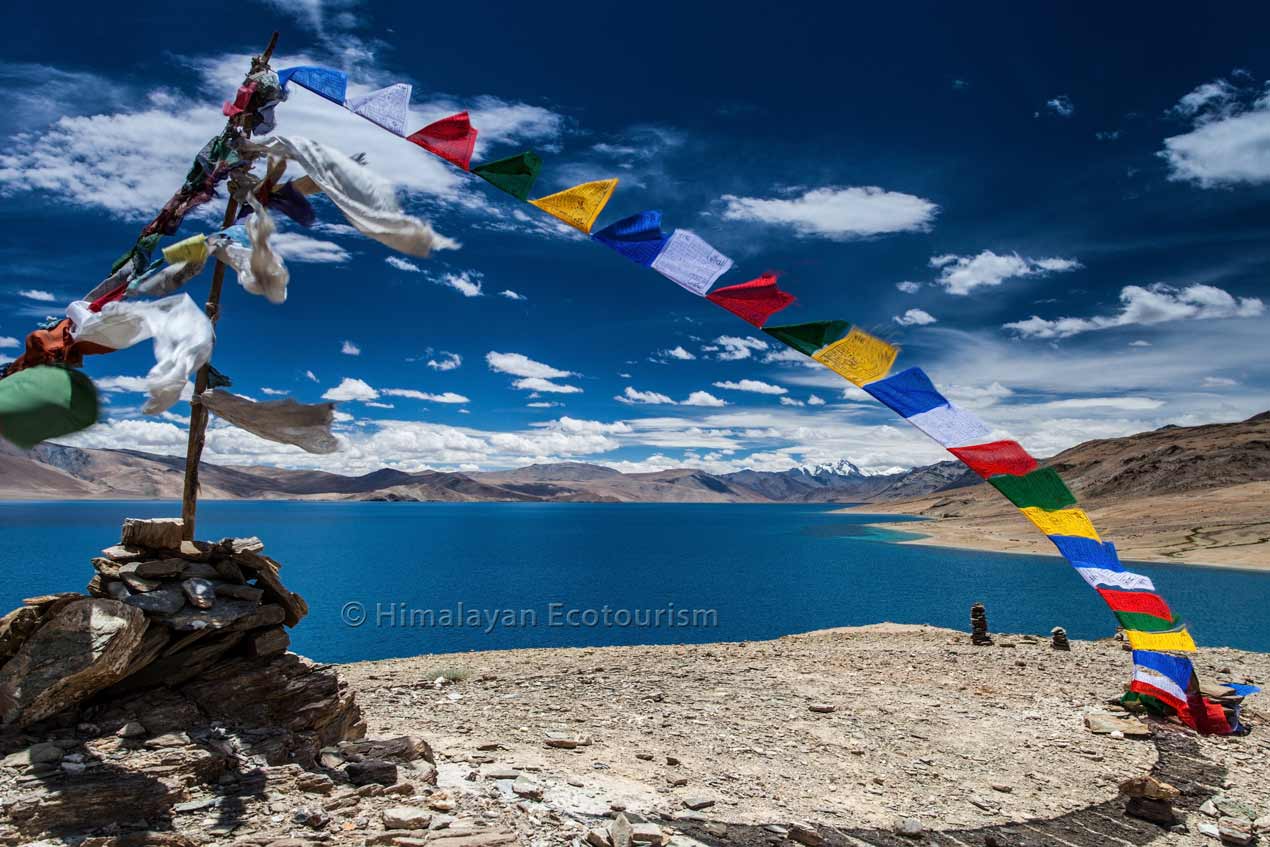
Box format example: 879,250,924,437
1,1,1268,476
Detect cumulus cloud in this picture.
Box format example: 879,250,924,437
17,289,56,302
894,308,937,326
321,377,379,402
426,351,462,371
271,232,351,264
381,388,470,404
807,395,826,406
720,186,938,239
660,345,696,361
1160,74,1270,186
931,250,1080,295
682,391,727,407
340,340,361,356
498,289,527,300
0,336,18,349
896,281,922,294
385,256,421,272
434,271,483,297
712,379,787,395
704,335,768,361
615,386,676,405
486,351,576,379
779,397,804,406
1003,283,1265,339
512,377,582,394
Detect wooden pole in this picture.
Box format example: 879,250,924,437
180,32,279,541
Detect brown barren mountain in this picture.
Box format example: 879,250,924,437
843,411,1270,569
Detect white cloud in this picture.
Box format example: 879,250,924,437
706,335,769,361
1029,397,1164,412
682,391,727,407
499,289,527,301
436,271,483,297
1045,95,1074,118
364,401,395,409
661,345,696,361
321,377,379,402
931,250,1080,296
896,281,922,294
1202,376,1238,387
386,256,421,272
1129,340,1152,348
340,340,361,356
95,375,153,393
486,351,575,379
426,351,462,371
615,386,676,405
512,377,582,394
1004,283,1265,339
305,370,319,382
720,186,938,239
260,387,288,396
1160,75,1270,186
17,289,56,302
807,395,826,406
779,397,805,406
271,232,351,264
760,347,809,365
526,401,562,408
1168,79,1239,122
894,308,937,326
0,336,18,349
712,379,788,395
382,388,470,404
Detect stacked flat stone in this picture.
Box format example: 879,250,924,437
1051,626,1071,651
970,602,992,646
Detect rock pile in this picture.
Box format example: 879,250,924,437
970,602,992,646
0,517,404,843
1051,626,1070,651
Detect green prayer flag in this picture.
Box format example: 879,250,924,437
762,320,851,357
0,367,99,449
472,151,543,201
1115,611,1179,633
987,467,1076,511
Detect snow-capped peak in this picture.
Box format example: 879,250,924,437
796,459,865,478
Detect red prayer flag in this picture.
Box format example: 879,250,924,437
1097,589,1173,620
407,111,479,171
948,440,1037,478
222,82,256,117
705,272,795,327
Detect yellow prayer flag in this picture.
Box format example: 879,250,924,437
811,327,899,385
1020,507,1101,540
530,179,618,234
1126,628,1197,653
163,233,208,265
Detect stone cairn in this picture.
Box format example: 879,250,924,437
0,518,434,844
970,602,992,646
1051,626,1071,651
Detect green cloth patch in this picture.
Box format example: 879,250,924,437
762,320,850,356
472,151,543,201
0,366,99,449
1115,611,1178,633
988,467,1076,510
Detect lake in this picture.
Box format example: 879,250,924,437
2,500,1267,663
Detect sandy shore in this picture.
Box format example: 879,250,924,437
332,624,1270,846
841,480,1270,571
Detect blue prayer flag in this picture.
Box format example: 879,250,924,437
277,66,348,105
1049,535,1123,570
863,367,948,418
592,210,668,266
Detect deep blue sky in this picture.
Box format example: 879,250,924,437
1,1,1268,473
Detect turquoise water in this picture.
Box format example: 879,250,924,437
1,500,1267,663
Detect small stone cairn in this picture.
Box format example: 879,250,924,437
970,602,992,646
1051,626,1071,651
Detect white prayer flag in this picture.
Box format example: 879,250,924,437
1075,566,1155,592
650,229,734,296
346,83,412,136
905,402,993,447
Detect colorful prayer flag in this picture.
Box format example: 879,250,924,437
989,467,1077,511
161,233,209,266
1075,566,1155,592
1130,650,1193,712
530,178,618,233
1099,589,1174,621
1020,506,1100,540
592,210,668,266
812,327,898,385
1125,627,1197,653
346,83,413,136
905,402,992,447
949,440,1038,478
1048,534,1119,568
764,320,850,358
472,152,543,201
277,66,348,105
862,367,946,417
0,366,99,449
650,230,735,296
706,273,795,327
407,111,479,170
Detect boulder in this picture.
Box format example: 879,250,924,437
246,625,290,658
232,550,308,627
1085,711,1150,737
0,599,148,726
341,735,434,764
347,758,398,786
121,559,187,579
384,806,432,829
124,586,186,616
121,518,184,550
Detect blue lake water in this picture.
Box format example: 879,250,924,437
1,500,1267,663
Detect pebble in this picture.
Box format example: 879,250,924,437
682,797,715,811
895,818,923,838
383,806,432,830
116,721,147,739
808,704,836,714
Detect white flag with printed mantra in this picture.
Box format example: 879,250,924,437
346,83,413,136
650,230,734,296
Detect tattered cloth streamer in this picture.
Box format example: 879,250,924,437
0,366,98,449
1,319,113,378
68,294,214,414
242,135,448,257
197,390,338,454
